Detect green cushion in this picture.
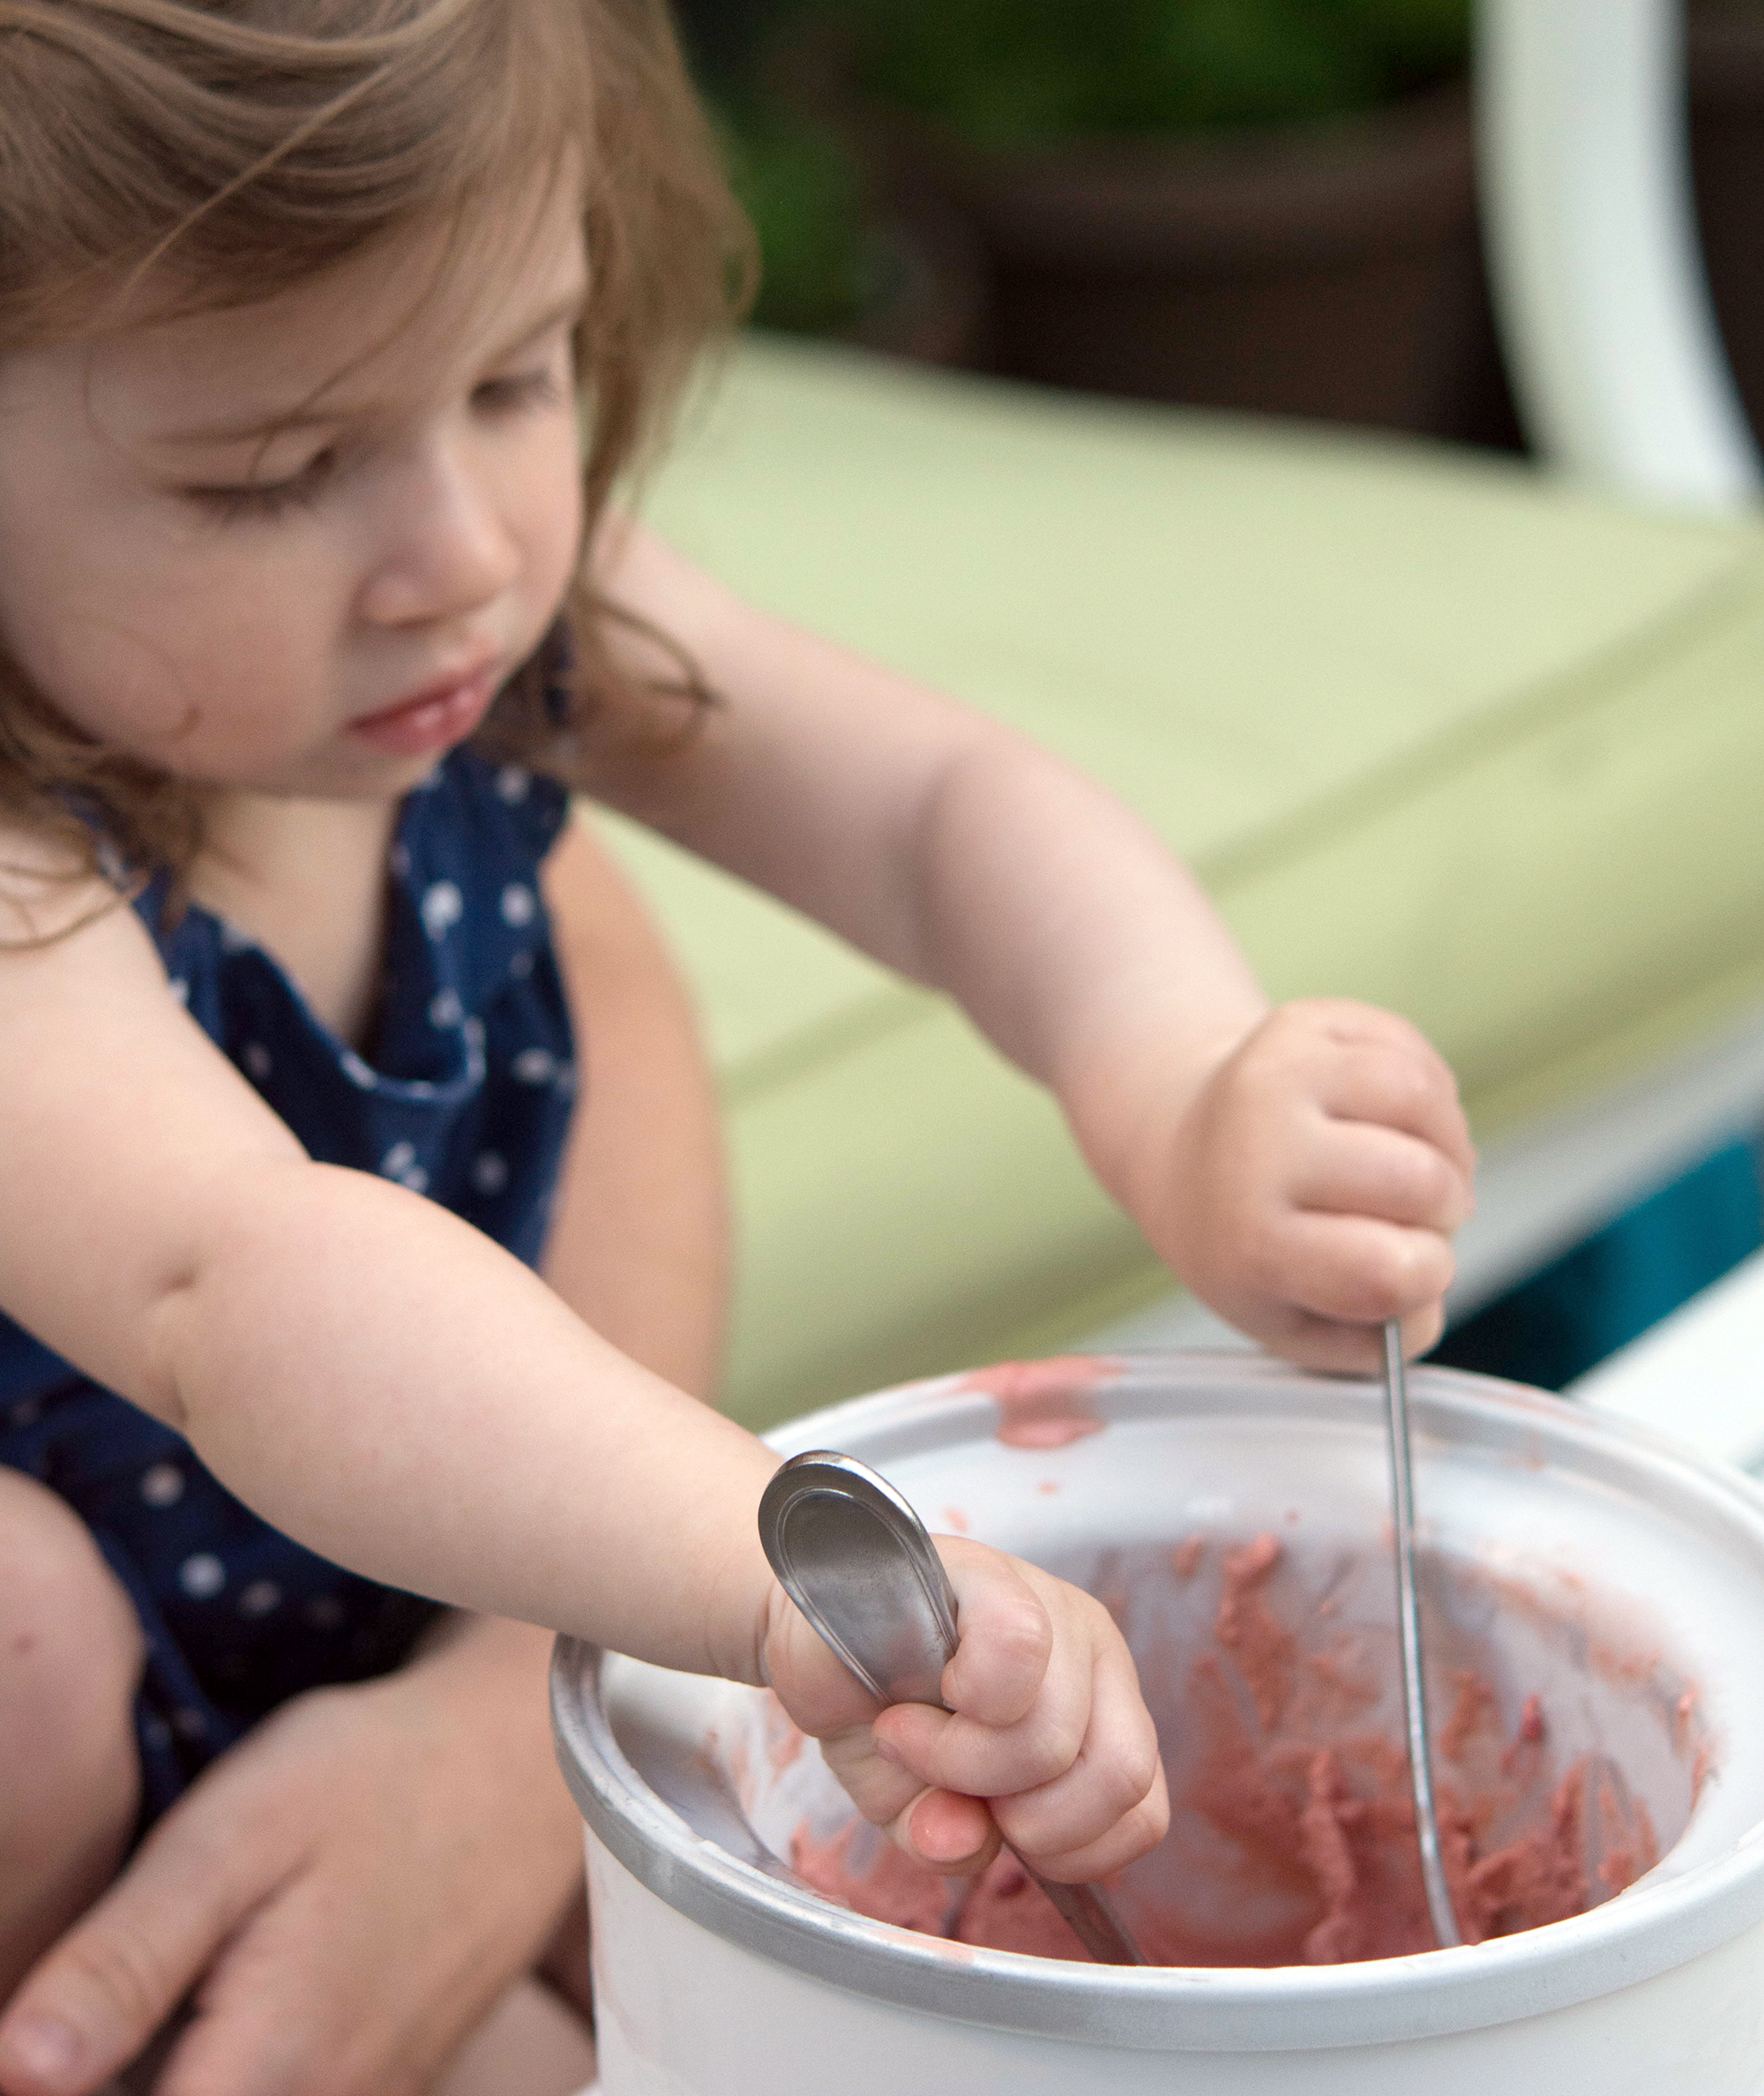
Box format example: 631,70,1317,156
594,333,1764,1429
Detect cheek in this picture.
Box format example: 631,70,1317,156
518,429,587,604
0,505,327,758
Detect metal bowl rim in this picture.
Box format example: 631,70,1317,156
551,1355,1764,2053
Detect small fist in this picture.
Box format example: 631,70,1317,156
1155,998,1475,1371
762,1536,1168,1883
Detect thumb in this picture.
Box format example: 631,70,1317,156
888,1785,998,1878
0,1811,280,2096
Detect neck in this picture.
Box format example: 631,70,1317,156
189,788,402,1051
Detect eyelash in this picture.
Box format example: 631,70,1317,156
183,365,567,523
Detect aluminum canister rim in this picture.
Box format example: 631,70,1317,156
550,1355,1764,2054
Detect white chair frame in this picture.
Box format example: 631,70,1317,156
1476,0,1760,508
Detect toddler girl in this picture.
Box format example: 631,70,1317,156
0,4,1474,2092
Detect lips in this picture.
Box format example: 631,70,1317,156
349,662,501,757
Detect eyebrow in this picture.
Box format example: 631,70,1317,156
153,287,588,449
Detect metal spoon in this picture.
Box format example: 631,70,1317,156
759,1449,1147,1965
1382,1319,1462,1949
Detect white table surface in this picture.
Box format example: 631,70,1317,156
1567,1243,1764,1475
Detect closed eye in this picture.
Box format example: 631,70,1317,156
471,367,566,415
183,445,339,523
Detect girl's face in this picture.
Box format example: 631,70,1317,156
0,190,587,804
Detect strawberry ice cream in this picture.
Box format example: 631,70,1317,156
789,1528,1684,1966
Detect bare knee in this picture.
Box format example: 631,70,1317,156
0,1470,144,1986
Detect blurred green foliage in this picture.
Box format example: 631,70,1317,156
701,0,1473,333
717,107,877,333
850,0,1472,149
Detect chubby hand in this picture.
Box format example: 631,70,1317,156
761,1536,1167,1883
1154,998,1475,1371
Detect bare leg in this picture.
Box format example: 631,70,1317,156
0,1469,143,2000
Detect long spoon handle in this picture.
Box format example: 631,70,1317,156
759,1450,1147,1966
1383,1321,1462,1950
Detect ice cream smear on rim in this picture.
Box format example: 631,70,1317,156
960,1357,1115,1450
757,1524,1706,1968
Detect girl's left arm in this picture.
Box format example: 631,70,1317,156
539,811,728,1396
591,523,1475,1372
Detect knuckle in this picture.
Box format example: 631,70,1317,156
59,1927,173,2034
1117,1734,1162,1813
1133,1782,1172,1851
1028,1715,1087,1785
993,1593,1053,1672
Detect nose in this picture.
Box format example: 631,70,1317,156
356,439,521,630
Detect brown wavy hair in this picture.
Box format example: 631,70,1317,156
0,0,753,894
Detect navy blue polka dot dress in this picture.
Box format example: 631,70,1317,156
0,747,576,1825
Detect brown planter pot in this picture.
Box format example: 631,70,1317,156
870,85,1522,449
1688,9,1764,453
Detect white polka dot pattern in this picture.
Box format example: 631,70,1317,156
140,1462,184,1508
501,882,535,926
470,1150,509,1195
512,1047,556,1084
238,1580,282,1618
421,880,463,939
179,1553,226,1599
379,1142,429,1192
242,1042,272,1082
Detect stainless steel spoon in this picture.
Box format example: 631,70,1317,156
1382,1319,1462,1949
759,1449,1147,1966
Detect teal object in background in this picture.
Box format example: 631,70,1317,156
1438,1143,1764,1392
600,335,1764,1430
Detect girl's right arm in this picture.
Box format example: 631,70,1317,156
0,841,1166,1884
0,840,769,1666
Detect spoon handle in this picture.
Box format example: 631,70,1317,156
759,1450,1146,1966
1383,1321,1462,1950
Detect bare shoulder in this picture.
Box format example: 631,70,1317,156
0,809,122,947
0,811,192,1044
0,810,303,1412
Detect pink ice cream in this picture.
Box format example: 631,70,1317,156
788,1531,1674,1967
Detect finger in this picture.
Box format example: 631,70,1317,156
0,1808,278,2096
1252,1300,1446,1376
938,1544,1053,1729
1310,1041,1476,1179
888,1788,998,1875
818,1719,927,1830
145,1881,445,2096
1020,1763,1171,1884
1259,1210,1455,1329
990,1643,1162,1866
873,1613,1092,1800
1287,1121,1473,1233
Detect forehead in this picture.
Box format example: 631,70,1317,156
78,183,588,439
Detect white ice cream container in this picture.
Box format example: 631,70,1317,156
550,1355,1764,2092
